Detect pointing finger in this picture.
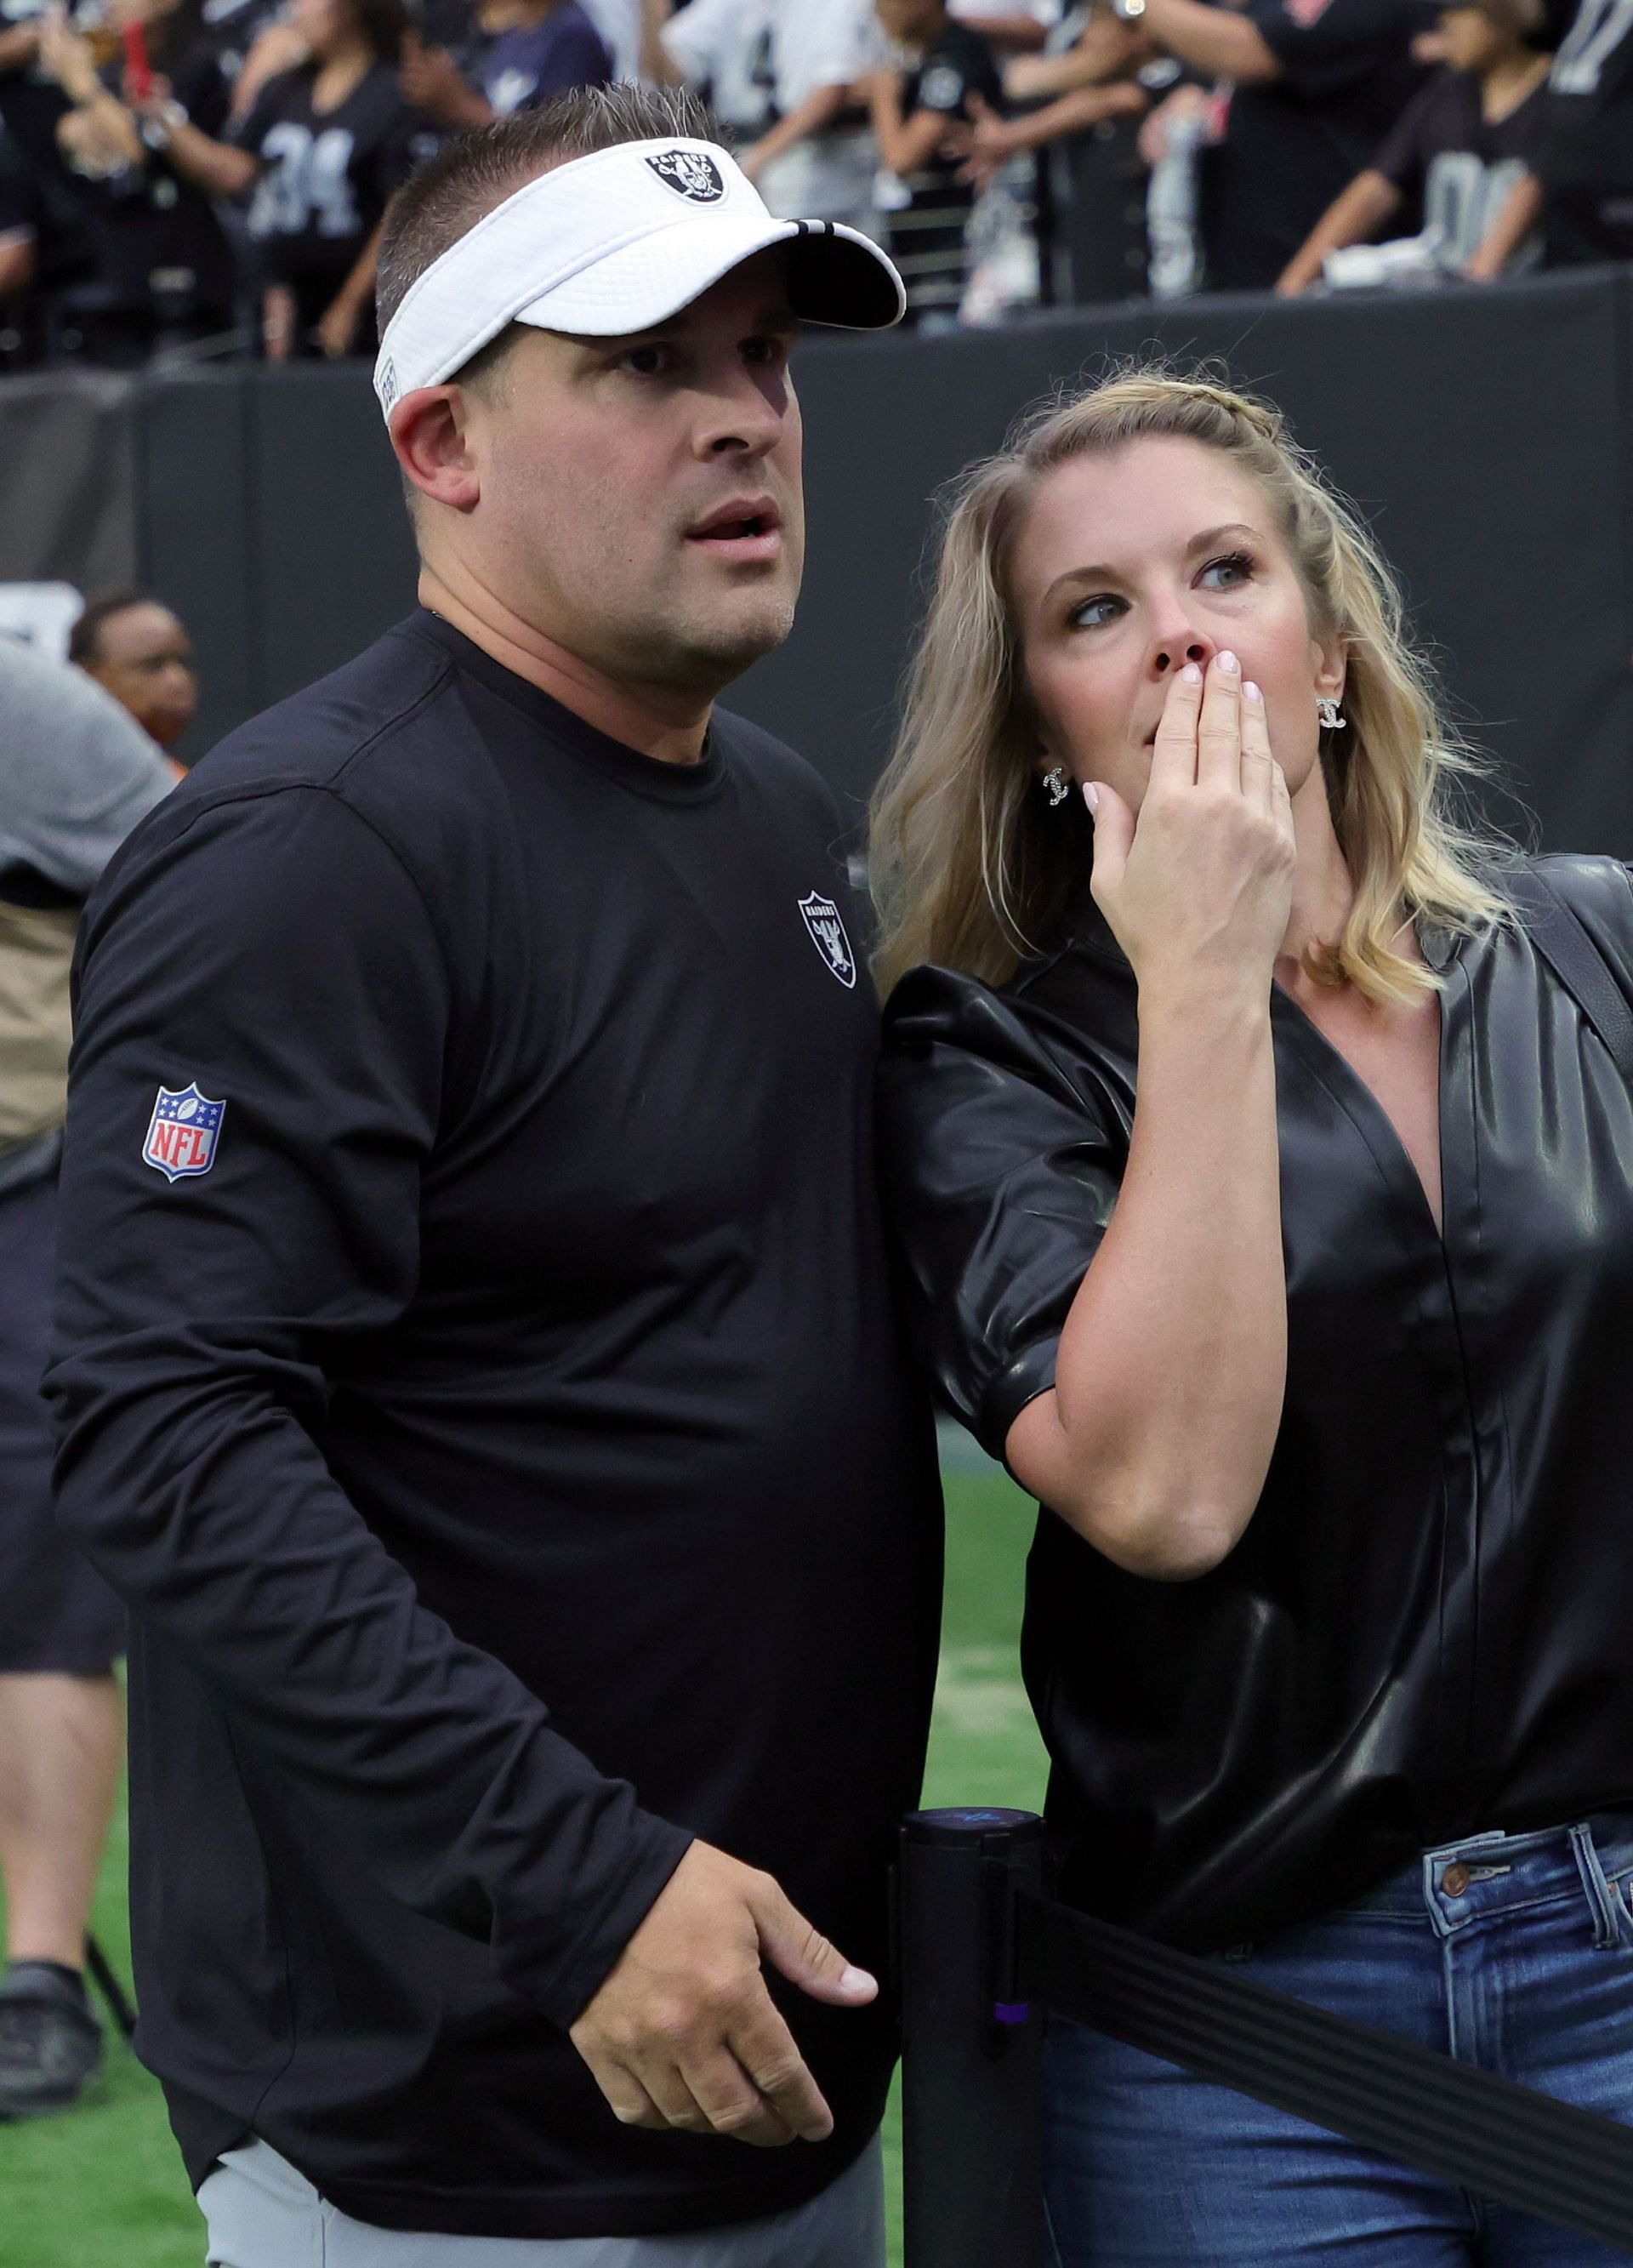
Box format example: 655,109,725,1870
1197,649,1243,790
1149,660,1203,789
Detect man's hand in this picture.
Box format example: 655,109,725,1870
569,1840,877,2150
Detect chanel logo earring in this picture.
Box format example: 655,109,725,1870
1042,766,1070,806
1317,697,1346,731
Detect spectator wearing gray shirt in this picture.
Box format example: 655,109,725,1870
0,636,173,2123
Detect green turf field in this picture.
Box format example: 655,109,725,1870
0,1457,1046,2267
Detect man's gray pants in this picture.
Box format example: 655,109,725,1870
199,2134,886,2267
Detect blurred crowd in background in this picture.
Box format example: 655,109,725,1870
0,0,1628,370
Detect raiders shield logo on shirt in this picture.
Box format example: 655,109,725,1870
799,893,857,989
646,149,726,203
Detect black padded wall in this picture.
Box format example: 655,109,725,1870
5,264,1630,846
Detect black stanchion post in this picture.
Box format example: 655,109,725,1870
899,1808,1048,2268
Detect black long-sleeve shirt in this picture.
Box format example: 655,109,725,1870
47,611,942,2240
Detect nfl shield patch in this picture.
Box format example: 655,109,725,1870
799,892,857,989
143,1082,226,1182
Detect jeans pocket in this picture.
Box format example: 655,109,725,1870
1572,1823,1633,1950
1607,1874,1633,1949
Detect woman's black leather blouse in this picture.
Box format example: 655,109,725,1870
878,855,1633,1951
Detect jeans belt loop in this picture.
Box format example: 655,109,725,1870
1569,1821,1623,1950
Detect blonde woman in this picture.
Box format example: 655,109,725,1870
873,370,1633,2265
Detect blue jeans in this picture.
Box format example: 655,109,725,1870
1044,1811,1633,2265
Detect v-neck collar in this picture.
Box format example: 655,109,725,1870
1055,883,1465,1251
1270,977,1452,1251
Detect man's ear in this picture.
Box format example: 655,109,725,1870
389,385,482,513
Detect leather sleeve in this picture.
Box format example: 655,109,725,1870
877,961,1126,1466
1528,855,1633,986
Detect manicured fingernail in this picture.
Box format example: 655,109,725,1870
1243,680,1264,704
1083,783,1100,812
1180,662,1202,684
1217,650,1239,674
839,1965,876,1995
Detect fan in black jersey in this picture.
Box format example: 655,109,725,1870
0,0,101,340
28,0,238,364
1127,0,1437,288
1469,0,1633,267
1277,0,1551,288
1534,0,1633,256
864,0,1004,328
141,0,432,356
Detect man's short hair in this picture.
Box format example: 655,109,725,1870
68,585,168,666
375,84,719,347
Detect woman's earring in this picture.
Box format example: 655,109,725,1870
1041,765,1070,806
1317,697,1346,732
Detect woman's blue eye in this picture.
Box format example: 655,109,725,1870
1069,594,1124,630
1200,551,1253,589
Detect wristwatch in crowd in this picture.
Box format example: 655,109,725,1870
139,99,189,151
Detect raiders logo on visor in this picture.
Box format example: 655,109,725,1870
646,148,725,203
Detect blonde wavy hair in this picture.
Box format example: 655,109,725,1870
869,369,1510,1003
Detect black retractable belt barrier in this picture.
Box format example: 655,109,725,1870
900,1810,1633,2263
897,1810,1049,2268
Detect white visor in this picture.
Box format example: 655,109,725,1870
374,137,905,422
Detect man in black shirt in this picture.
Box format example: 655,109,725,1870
48,79,933,2267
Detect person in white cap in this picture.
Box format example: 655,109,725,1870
48,80,936,2268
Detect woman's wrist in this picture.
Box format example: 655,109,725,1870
1135,969,1274,1033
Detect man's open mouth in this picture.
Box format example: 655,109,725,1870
686,499,783,548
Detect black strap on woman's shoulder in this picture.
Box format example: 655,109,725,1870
1505,865,1633,1091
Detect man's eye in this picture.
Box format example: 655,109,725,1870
743,335,790,366
1068,594,1124,630
620,345,670,375
1199,551,1253,589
